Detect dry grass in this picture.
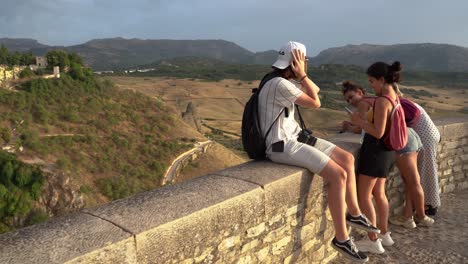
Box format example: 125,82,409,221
107,76,467,141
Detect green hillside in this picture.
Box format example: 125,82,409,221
0,57,202,233
112,57,468,90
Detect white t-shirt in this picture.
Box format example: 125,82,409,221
258,77,303,150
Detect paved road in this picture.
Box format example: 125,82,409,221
161,141,213,185
330,190,468,264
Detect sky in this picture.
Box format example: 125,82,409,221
1,0,467,56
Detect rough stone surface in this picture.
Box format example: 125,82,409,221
330,190,468,264
83,174,262,234
0,118,466,264
0,213,133,264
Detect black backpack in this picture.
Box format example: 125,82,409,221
241,72,284,160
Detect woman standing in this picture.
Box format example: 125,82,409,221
348,63,400,254
395,86,441,216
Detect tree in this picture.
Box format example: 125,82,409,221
0,45,8,65
46,50,70,71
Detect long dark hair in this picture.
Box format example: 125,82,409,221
366,61,402,84
272,66,296,79
342,80,366,95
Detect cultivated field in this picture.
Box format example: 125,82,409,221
107,76,467,148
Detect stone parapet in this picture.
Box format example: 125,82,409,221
0,117,467,263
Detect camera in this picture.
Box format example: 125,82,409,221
297,128,317,146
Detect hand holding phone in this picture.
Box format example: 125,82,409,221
344,106,353,114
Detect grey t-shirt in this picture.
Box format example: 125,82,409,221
258,77,303,151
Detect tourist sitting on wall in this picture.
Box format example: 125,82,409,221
258,41,380,262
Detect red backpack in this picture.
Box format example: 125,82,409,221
379,95,408,151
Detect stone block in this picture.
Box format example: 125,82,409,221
461,154,468,162
255,247,270,262
459,182,468,190
299,222,317,243
215,161,324,219
241,239,260,254
0,213,134,264
83,175,264,264
247,223,266,238
218,236,241,251
236,255,253,264
284,249,302,264
444,184,456,193
272,236,291,255
444,142,460,150
310,245,326,262
268,214,284,227
286,203,305,217
263,226,290,243
194,247,214,263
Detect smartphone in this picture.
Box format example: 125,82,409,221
344,106,353,114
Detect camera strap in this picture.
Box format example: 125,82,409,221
295,104,307,130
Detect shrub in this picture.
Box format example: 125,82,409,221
79,185,93,194
0,128,10,143
24,209,49,226
19,68,36,78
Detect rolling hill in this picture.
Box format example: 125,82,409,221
311,43,468,72
3,37,467,72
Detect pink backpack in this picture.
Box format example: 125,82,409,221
399,97,422,127
379,95,408,151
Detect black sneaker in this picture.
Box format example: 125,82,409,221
425,205,438,216
331,237,369,263
346,214,380,233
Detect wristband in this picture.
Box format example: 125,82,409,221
299,75,308,82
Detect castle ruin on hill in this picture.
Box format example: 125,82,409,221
0,56,60,87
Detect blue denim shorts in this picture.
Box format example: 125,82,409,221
397,127,423,154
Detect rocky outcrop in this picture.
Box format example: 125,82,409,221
181,101,202,132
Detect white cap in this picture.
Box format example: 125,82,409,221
272,41,307,69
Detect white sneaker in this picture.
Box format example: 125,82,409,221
354,236,385,254
378,232,395,247
390,215,417,229
415,215,435,227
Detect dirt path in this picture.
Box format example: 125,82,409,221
330,190,468,264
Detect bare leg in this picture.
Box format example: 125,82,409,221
396,152,426,219
319,159,348,241
357,174,378,240
329,147,360,216
372,178,389,234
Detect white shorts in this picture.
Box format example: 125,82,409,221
267,138,336,174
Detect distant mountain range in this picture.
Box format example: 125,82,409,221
311,43,468,72
1,37,468,72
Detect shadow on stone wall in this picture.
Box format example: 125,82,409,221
0,117,467,264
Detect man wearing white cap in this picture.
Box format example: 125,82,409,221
257,41,378,262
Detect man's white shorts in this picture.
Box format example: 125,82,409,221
267,138,336,174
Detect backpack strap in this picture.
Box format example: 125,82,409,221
379,95,399,107
257,75,286,144
263,108,285,141
371,95,399,123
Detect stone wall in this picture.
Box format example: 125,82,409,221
0,118,467,264
0,65,25,85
